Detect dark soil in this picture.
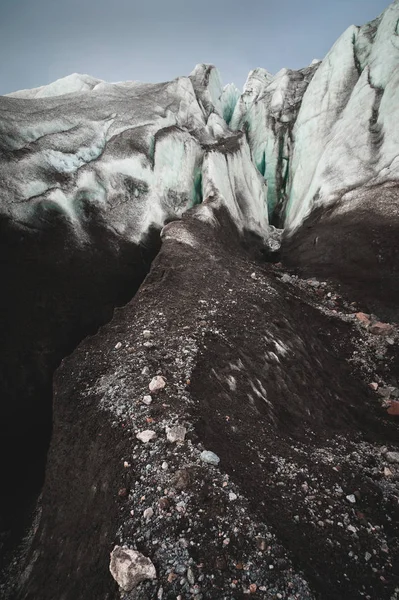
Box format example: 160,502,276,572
281,184,399,322
0,208,161,575
5,204,398,600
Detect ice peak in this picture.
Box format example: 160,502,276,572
6,73,104,99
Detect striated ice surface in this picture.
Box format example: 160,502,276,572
285,0,399,230
2,1,399,240
0,64,270,246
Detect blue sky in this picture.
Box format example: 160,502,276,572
0,0,391,95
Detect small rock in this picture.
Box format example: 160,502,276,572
136,430,157,444
355,312,371,327
369,322,394,336
384,467,393,477
346,494,356,504
143,330,152,339
165,425,187,443
378,387,391,398
142,395,153,406
369,382,379,391
158,497,170,511
387,400,399,416
149,376,166,392
187,567,195,585
249,583,257,594
142,366,150,375
281,273,291,283
161,461,168,470
308,279,320,288
386,451,399,464
251,272,257,280
347,525,357,534
256,537,267,551
114,342,122,350
200,450,220,466
365,552,372,562
171,469,191,490
229,492,237,501
143,507,154,520
109,546,156,592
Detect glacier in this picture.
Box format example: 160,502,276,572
2,1,399,246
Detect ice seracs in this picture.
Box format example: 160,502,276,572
2,1,399,245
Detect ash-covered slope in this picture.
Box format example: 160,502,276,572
1,1,399,599
0,64,269,575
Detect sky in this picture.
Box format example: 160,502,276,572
0,0,392,95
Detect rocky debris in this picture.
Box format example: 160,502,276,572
142,395,153,406
369,322,394,336
136,430,157,444
200,450,220,465
143,507,154,520
149,376,166,392
10,213,399,600
386,451,399,464
387,401,399,416
346,494,356,504
165,425,187,443
109,546,156,591
356,312,371,327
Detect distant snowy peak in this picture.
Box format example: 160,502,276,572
6,73,105,99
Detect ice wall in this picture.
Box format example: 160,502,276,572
285,1,399,230
2,0,399,242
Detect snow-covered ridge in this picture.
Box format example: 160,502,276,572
2,0,399,240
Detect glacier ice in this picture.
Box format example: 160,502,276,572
1,0,399,246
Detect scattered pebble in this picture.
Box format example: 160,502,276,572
165,425,187,443
109,546,156,591
143,507,154,520
200,450,220,465
136,430,157,444
386,451,399,464
149,375,166,392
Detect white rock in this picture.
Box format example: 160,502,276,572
149,376,166,392
136,430,157,444
114,342,122,350
347,525,357,534
386,451,399,464
346,494,356,504
109,546,156,591
142,395,153,406
161,461,168,470
200,450,220,465
165,425,187,443
229,492,237,501
143,507,154,520
251,272,257,280
142,366,150,376
143,330,152,339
